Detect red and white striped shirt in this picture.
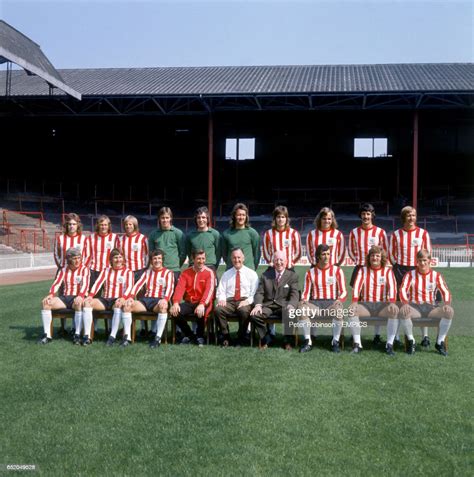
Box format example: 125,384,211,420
348,226,389,266
88,267,134,299
262,227,302,268
390,227,431,267
400,269,451,305
84,233,118,271
49,264,90,298
116,233,149,271
130,267,174,300
301,265,347,302
352,266,397,303
306,228,346,266
54,234,87,268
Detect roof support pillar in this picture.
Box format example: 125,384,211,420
208,114,214,223
412,111,419,210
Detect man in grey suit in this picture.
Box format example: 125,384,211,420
250,250,300,350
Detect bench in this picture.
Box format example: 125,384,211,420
50,309,169,344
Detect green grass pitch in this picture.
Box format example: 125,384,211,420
0,267,473,476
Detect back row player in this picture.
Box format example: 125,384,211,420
56,204,431,279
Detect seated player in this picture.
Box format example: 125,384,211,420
399,249,453,356
298,244,347,353
124,249,174,349
214,247,259,347
83,248,134,347
38,247,90,345
350,246,399,356
250,250,299,350
170,249,215,347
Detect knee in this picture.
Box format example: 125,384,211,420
389,305,399,318
158,304,167,313
445,306,454,320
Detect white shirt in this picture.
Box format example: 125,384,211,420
217,265,259,304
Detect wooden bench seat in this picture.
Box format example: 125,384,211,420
50,309,168,343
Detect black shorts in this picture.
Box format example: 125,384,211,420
350,265,362,288
139,297,160,312
98,297,119,311
358,302,390,316
58,295,76,309
410,303,437,318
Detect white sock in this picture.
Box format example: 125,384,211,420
395,321,401,341
386,318,399,345
247,322,251,333
422,326,429,338
332,318,343,343
122,312,132,340
350,315,361,346
402,319,415,342
110,309,122,339
156,313,168,340
41,309,52,338
301,319,311,345
374,325,381,336
269,323,276,336
83,307,93,337
74,311,83,336
437,318,452,344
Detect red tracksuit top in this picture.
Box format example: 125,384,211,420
172,266,215,307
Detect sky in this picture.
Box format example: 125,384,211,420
1,0,472,69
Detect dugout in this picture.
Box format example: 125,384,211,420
0,21,473,219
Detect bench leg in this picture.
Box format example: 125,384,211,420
131,319,136,343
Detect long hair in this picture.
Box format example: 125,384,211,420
315,207,338,230
63,213,83,234
366,245,388,268
230,203,249,228
271,205,290,230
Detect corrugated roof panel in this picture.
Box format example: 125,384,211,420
0,63,472,97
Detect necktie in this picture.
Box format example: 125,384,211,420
276,272,281,285
234,270,241,301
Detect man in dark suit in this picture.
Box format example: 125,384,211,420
250,250,300,350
